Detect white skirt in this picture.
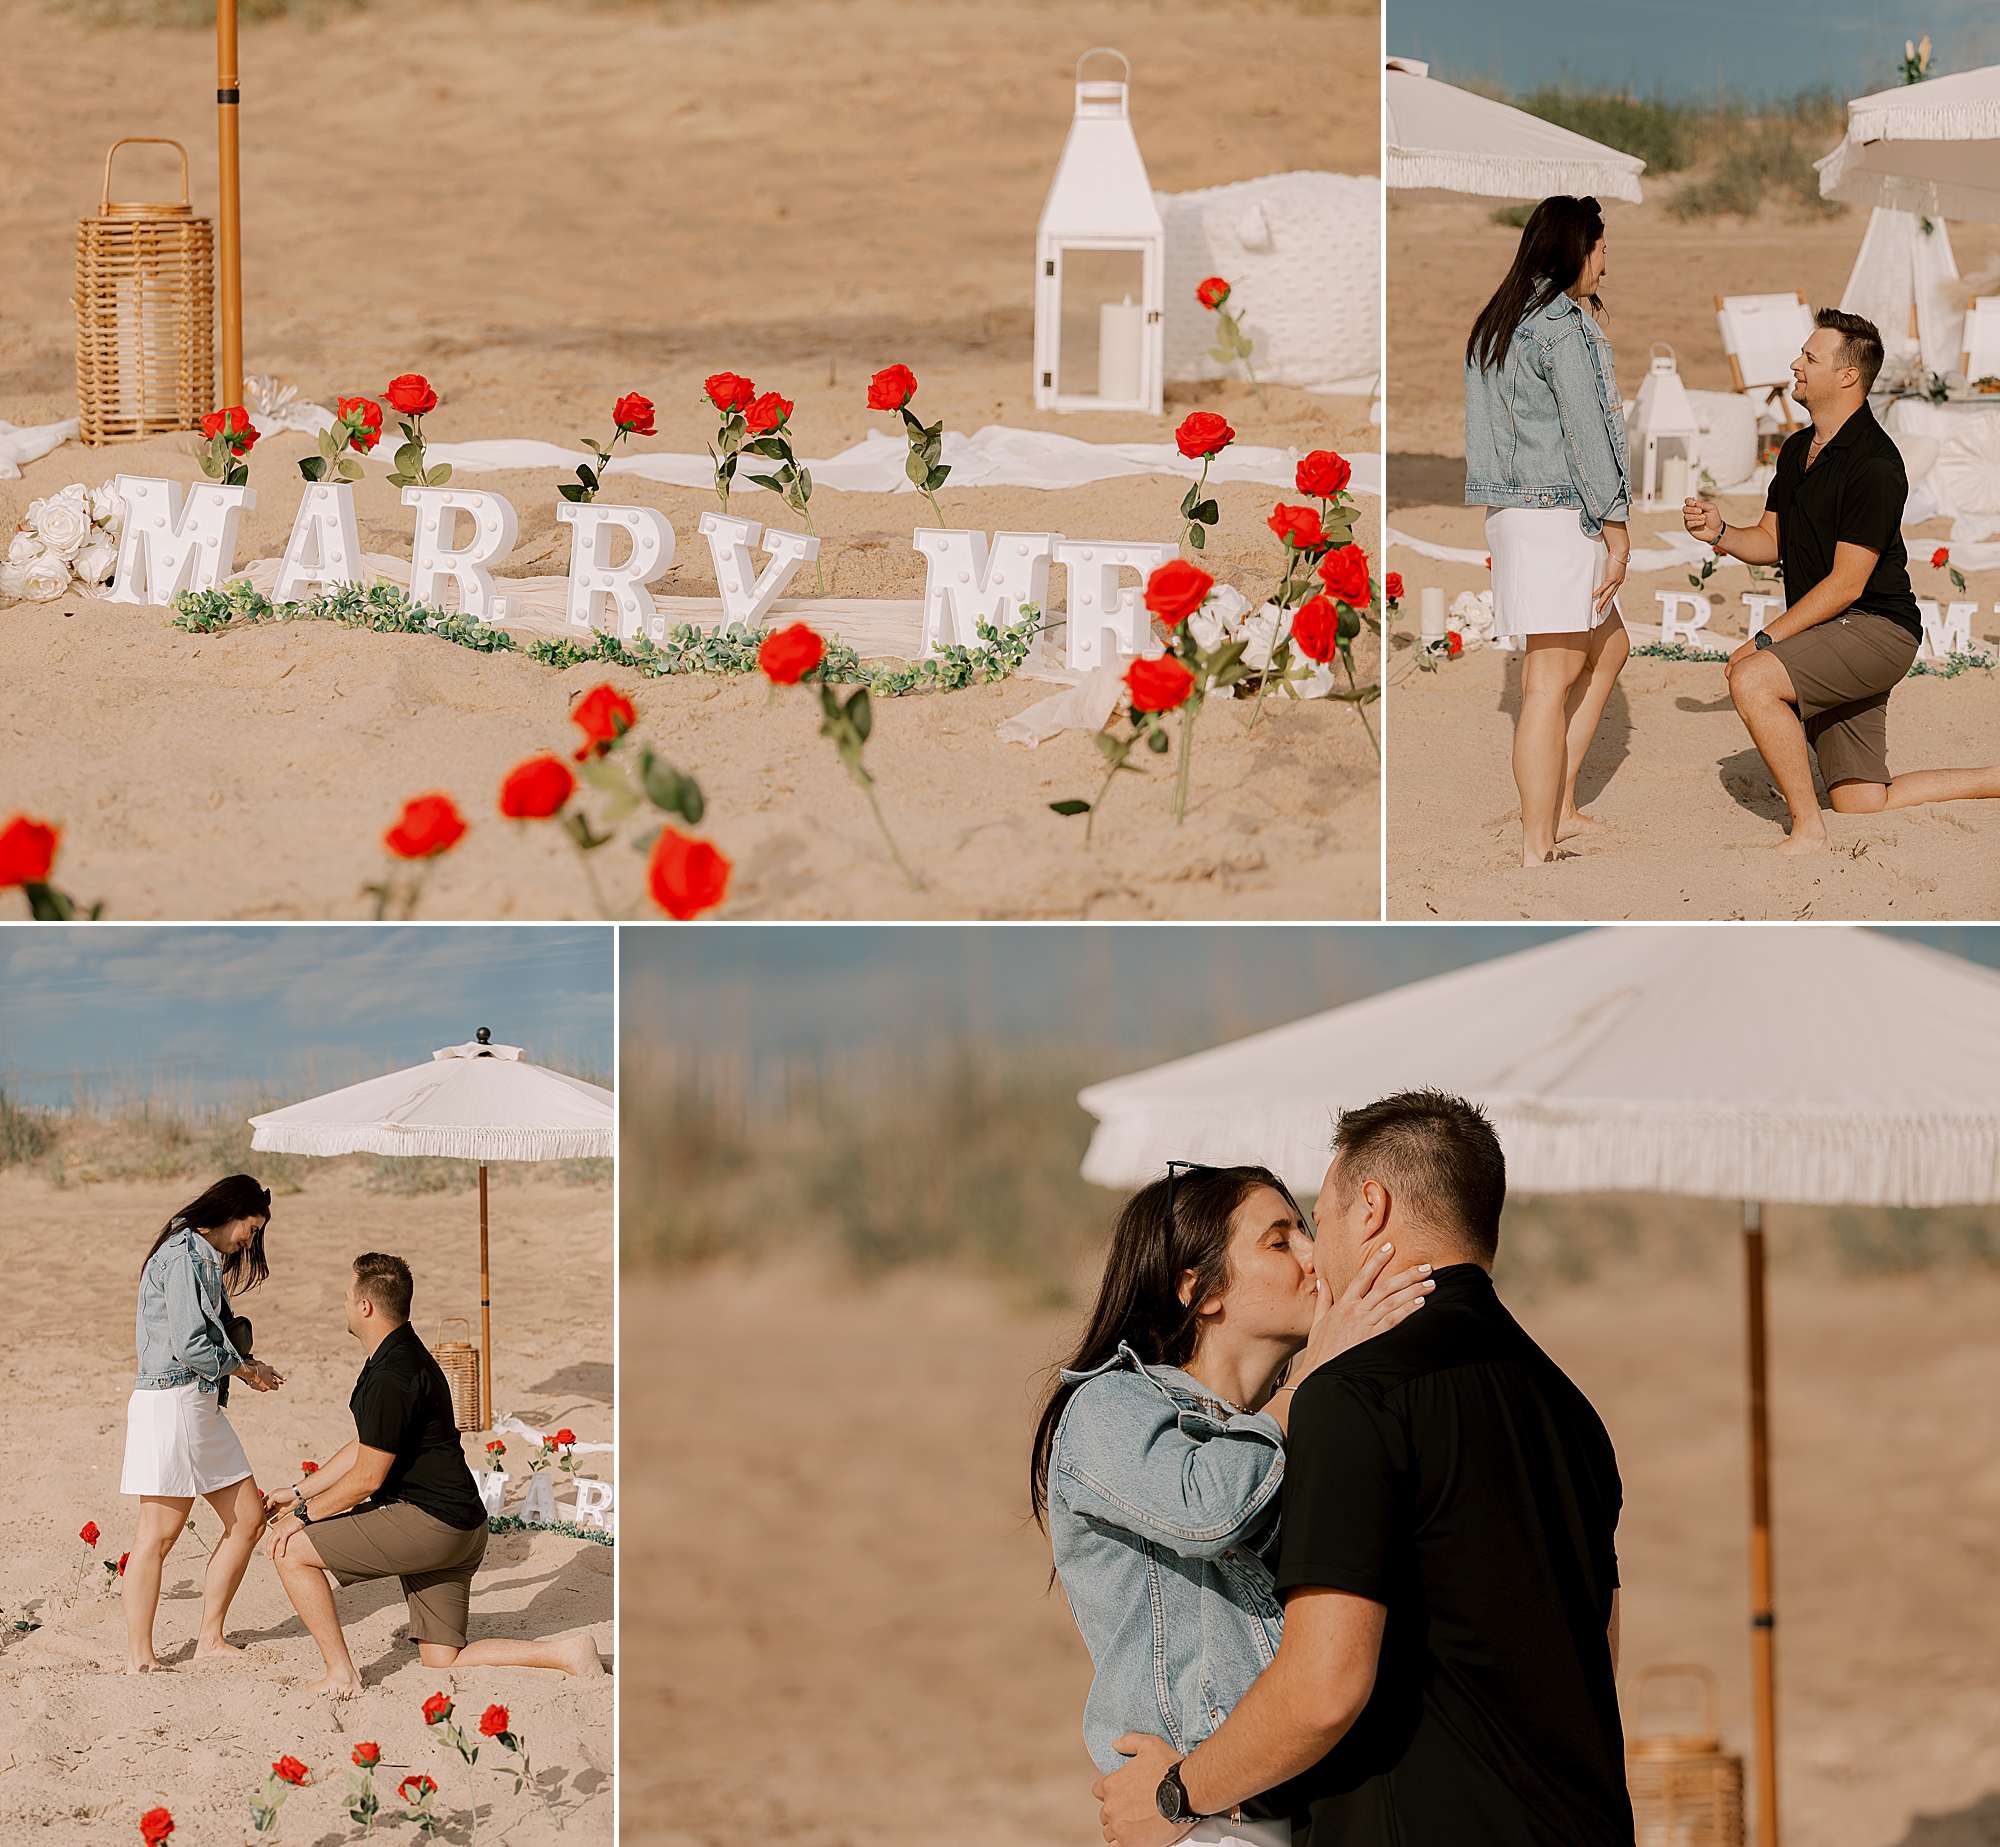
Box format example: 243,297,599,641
1486,506,1613,639
121,1383,253,1497
1185,1819,1290,1847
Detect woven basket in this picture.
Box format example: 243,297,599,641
74,138,215,446
1626,1665,1745,1847
431,1316,483,1434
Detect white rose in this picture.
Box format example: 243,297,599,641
90,482,124,530
29,489,93,559
1240,602,1285,671
7,529,45,566
0,560,27,600
21,553,71,600
73,536,119,585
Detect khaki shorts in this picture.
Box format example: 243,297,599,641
308,1501,488,1648
1770,610,1920,787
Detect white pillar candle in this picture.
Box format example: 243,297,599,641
1420,585,1447,637
1098,298,1144,401
1659,452,1689,507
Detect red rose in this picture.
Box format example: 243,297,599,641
1195,276,1231,310
744,391,793,435
554,1428,576,1445
649,827,732,921
485,1439,505,1454
1175,412,1235,461
1143,560,1214,626
1290,595,1341,662
399,1775,437,1803
301,1460,319,1473
353,1743,381,1769
570,683,637,760
499,754,575,819
200,405,258,454
1448,630,1463,658
1267,503,1325,551
1295,450,1352,498
337,397,383,454
1385,572,1404,602
0,816,58,887
704,372,756,413
383,794,468,861
1931,547,1950,568
1126,654,1196,714
758,620,825,684
613,392,656,435
140,1809,174,1845
117,1551,130,1576
384,374,438,417
422,1693,453,1726
479,1704,510,1738
1317,543,1371,607
867,364,918,411
272,1756,309,1786
80,1522,100,1548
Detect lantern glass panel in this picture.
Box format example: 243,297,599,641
1056,246,1146,399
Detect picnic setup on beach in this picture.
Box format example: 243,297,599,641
0,8,1383,923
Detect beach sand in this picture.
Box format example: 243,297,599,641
0,1168,613,1843
0,0,1381,921
1385,196,2000,920
619,1242,2000,1847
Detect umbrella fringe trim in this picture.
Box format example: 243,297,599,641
1385,150,1645,204
248,1127,613,1161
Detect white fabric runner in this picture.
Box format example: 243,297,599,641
0,418,80,481
1387,521,2000,575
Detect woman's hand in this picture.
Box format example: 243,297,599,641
1593,549,1629,616
1289,1243,1434,1390
236,1359,285,1392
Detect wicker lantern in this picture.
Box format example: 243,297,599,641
432,1316,484,1434
75,138,215,446
1626,1665,1746,1847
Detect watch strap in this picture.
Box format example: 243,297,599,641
1156,1760,1201,1824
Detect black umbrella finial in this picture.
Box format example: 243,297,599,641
476,1027,491,1043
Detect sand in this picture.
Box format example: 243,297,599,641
618,1245,2000,1847
1385,195,2000,919
0,0,1381,921
0,1168,614,1844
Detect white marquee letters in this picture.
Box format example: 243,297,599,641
106,476,256,606
403,486,517,621
911,529,1058,656
558,503,676,640
697,512,818,627
1052,538,1179,671
274,481,364,602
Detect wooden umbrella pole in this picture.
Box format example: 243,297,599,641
479,1163,493,1434
215,0,243,409
1743,1200,1779,1847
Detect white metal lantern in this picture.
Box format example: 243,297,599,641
1628,344,1703,510
1033,48,1165,416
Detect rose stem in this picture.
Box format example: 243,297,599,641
851,769,922,890
1172,694,1198,823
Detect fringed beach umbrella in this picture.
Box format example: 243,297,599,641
215,0,243,408
1385,57,1646,204
248,1029,615,1431
1816,63,2000,223
1078,927,2000,1847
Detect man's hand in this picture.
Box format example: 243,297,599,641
1091,1735,1194,1847
265,1513,305,1561
1684,497,1724,546
236,1360,285,1392
1725,640,1757,678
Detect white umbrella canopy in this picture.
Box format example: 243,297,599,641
249,1031,615,1430
249,1035,614,1163
1816,63,2000,223
1385,57,1646,205
1078,925,2000,1205
1079,924,2000,1847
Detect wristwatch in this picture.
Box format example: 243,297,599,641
1156,1761,1205,1825
293,1495,312,1524
1754,631,1774,651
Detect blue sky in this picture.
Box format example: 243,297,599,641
1392,0,2000,102
0,927,614,1109
622,925,2000,1081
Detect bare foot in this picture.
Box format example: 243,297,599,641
1773,830,1830,856
553,1634,606,1677
1519,847,1578,867
1557,809,1607,839
306,1673,363,1700
192,1639,244,1659
125,1658,173,1675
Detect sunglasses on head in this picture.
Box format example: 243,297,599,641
1163,1161,1313,1243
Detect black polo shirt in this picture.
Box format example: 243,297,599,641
1276,1266,1632,1847
1766,403,1922,639
350,1322,487,1531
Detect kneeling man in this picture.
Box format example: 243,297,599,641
265,1252,603,1697
1688,307,1999,853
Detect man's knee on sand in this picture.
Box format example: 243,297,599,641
1730,652,1797,711
1827,778,1890,814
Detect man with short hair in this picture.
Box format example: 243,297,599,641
264,1252,603,1698
1687,307,1999,852
1095,1090,1633,1847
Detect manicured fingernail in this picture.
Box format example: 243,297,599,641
1380,1242,1393,1252
1418,1264,1432,1274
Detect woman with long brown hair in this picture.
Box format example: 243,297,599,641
121,1173,286,1673
1465,194,1634,867
1030,1164,1431,1846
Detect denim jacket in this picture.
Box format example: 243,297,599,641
1048,1344,1288,1774
1465,293,1631,536
134,1224,244,1400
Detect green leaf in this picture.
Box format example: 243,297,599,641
557,483,586,502
641,756,685,813
300,456,326,482
1188,526,1206,551
743,438,787,460
905,452,929,488
748,472,783,493
1195,500,1218,524
1048,799,1092,816
426,464,453,486
1147,727,1172,753
563,811,613,852
394,440,422,475
677,778,705,826
796,467,813,501
337,458,364,481
846,685,872,741
319,429,339,460
579,759,631,797
925,465,951,491
599,786,641,823
1208,346,1237,364
1180,483,1200,517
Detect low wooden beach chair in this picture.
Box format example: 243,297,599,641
1962,297,2000,387
1715,293,1813,429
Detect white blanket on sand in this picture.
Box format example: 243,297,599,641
0,418,80,480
